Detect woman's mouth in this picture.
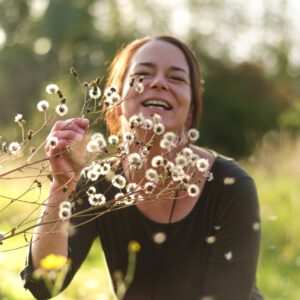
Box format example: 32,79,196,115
142,99,172,111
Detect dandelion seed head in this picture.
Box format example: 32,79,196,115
144,182,155,194
214,226,221,231
181,147,193,158
128,153,143,170
14,113,23,123
87,186,97,195
187,184,200,197
223,177,236,185
48,137,58,149
126,182,138,193
114,192,125,204
224,251,233,261
124,195,135,205
153,123,165,135
37,100,50,112
58,207,71,221
252,222,260,231
88,193,106,206
110,93,121,105
206,236,216,244
8,141,21,155
171,165,185,182
87,169,100,181
89,86,102,99
59,200,72,210
187,128,200,142
152,113,161,123
135,82,144,94
46,83,59,94
141,118,153,130
163,132,177,143
153,232,166,244
112,175,127,189
151,155,165,168
175,154,188,167
196,158,209,172
55,103,68,116
160,138,171,150
86,140,100,153
123,131,135,144
108,135,119,146
145,168,159,182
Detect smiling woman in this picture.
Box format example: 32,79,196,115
21,35,264,300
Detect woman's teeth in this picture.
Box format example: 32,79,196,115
142,99,171,110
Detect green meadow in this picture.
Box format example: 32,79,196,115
0,133,299,300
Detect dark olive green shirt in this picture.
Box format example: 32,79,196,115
21,154,264,300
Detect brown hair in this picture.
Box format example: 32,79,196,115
104,35,203,135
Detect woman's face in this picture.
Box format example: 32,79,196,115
120,40,192,134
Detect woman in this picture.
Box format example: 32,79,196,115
21,36,264,299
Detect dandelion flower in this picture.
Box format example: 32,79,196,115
187,184,200,197
40,254,68,271
128,241,141,252
46,83,59,94
8,142,21,155
37,100,50,112
55,104,68,116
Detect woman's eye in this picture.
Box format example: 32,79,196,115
170,76,185,82
133,71,151,76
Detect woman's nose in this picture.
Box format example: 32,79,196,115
149,73,168,90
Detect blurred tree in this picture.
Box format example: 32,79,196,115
0,0,298,156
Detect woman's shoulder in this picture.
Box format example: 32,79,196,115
191,145,254,184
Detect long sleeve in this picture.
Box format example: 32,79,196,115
202,177,262,300
20,183,99,299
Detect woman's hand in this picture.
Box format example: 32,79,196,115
45,118,89,188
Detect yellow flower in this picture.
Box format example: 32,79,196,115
128,241,141,252
40,254,68,271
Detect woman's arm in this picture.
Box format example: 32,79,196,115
202,177,262,300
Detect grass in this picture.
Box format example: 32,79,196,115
1,131,300,299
